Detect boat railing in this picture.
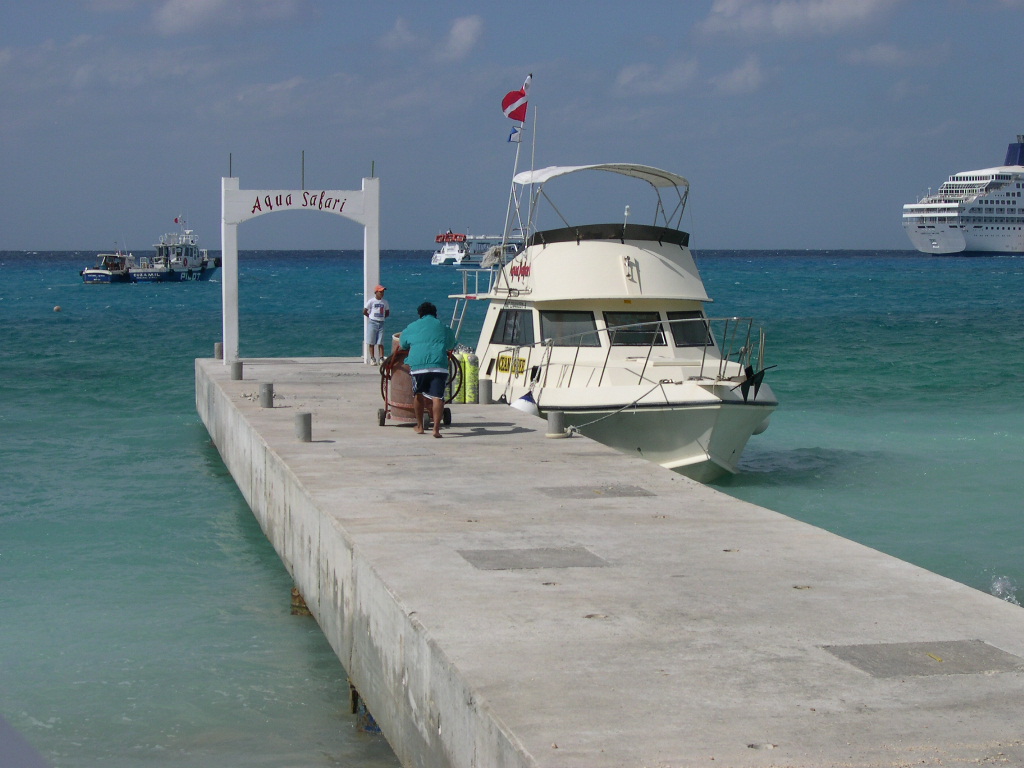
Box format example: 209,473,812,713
449,268,500,339
488,316,767,393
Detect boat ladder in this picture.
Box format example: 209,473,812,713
449,268,497,340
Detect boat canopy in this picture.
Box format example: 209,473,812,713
512,163,691,235
513,163,689,190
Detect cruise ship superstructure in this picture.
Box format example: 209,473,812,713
902,135,1024,254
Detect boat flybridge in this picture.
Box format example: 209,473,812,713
450,163,777,482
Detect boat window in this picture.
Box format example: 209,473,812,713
603,312,667,346
489,308,535,347
539,310,600,347
667,311,713,347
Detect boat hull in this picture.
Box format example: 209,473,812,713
430,255,464,266
534,382,777,483
903,223,1024,255
129,267,218,283
902,224,967,254
81,270,130,284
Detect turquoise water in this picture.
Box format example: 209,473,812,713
2,249,1023,766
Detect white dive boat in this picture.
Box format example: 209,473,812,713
431,231,521,266
80,249,134,284
129,222,220,282
452,163,777,482
902,134,1024,254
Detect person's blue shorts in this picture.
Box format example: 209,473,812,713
411,371,447,400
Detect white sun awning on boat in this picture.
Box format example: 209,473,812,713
512,164,689,189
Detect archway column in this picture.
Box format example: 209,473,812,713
220,175,380,363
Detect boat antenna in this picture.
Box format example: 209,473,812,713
526,104,538,239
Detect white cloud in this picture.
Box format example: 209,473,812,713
614,57,698,96
379,17,416,51
710,54,764,94
436,16,483,62
234,76,309,118
699,0,899,36
153,0,306,36
380,15,484,62
843,42,914,67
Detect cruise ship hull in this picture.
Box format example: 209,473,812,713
903,223,1024,255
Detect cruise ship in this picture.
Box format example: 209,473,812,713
902,134,1024,254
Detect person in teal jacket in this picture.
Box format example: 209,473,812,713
397,302,457,437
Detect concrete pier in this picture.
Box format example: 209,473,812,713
196,357,1024,768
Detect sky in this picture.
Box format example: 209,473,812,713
2,0,1024,252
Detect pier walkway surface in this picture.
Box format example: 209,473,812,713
196,357,1024,768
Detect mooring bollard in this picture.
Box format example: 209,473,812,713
214,342,224,360
545,410,569,438
477,378,492,405
295,412,312,442
230,360,243,380
259,382,274,408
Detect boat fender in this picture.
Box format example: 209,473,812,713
183,258,188,267
510,391,540,417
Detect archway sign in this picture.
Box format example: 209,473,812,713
220,175,381,363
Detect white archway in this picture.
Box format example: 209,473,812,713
220,175,380,363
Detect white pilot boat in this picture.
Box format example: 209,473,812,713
129,222,220,282
431,231,521,266
452,163,777,482
902,134,1024,254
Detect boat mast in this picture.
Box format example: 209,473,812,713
502,133,523,256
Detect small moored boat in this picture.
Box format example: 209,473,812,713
80,250,134,284
431,231,521,266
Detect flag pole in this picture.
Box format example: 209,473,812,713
502,129,523,257
527,105,538,236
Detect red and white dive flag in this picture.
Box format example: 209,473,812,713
502,74,532,122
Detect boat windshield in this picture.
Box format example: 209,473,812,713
604,312,667,346
528,223,688,248
539,310,600,347
489,308,535,346
667,311,713,347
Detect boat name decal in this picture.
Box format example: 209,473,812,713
510,264,531,278
496,355,527,375
250,191,348,215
